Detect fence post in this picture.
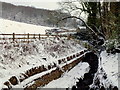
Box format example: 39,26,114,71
13,33,15,42
39,34,41,40
28,33,29,43
34,34,35,39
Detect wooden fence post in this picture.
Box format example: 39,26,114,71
39,34,41,40
28,33,29,43
13,33,15,42
34,34,35,39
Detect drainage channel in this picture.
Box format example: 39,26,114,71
72,52,118,90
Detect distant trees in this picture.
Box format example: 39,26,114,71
1,2,70,27
46,10,70,27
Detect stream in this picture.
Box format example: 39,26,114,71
71,52,119,90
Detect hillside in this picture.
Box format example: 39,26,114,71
0,2,70,27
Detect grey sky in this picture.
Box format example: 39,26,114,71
0,0,62,10
1,0,119,10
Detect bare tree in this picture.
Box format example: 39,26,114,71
58,0,120,41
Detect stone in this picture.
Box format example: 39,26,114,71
9,76,18,85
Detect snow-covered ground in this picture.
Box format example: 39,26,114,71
0,37,85,89
44,62,89,88
0,18,87,89
0,18,52,34
100,51,119,87
0,18,119,89
41,50,119,89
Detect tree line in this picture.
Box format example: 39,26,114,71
58,0,120,52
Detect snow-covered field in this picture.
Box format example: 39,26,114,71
0,18,52,34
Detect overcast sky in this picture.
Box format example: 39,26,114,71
0,0,62,10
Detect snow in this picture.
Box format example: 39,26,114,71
0,18,52,34
100,51,119,87
44,62,89,88
14,67,57,88
48,47,120,89
0,18,88,89
0,18,85,89
0,36,85,88
14,54,88,88
0,18,119,89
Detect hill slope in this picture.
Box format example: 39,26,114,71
0,2,69,27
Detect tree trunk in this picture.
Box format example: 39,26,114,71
101,2,109,39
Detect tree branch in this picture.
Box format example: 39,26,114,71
57,16,105,40
57,16,96,34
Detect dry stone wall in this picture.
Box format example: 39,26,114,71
3,50,88,89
